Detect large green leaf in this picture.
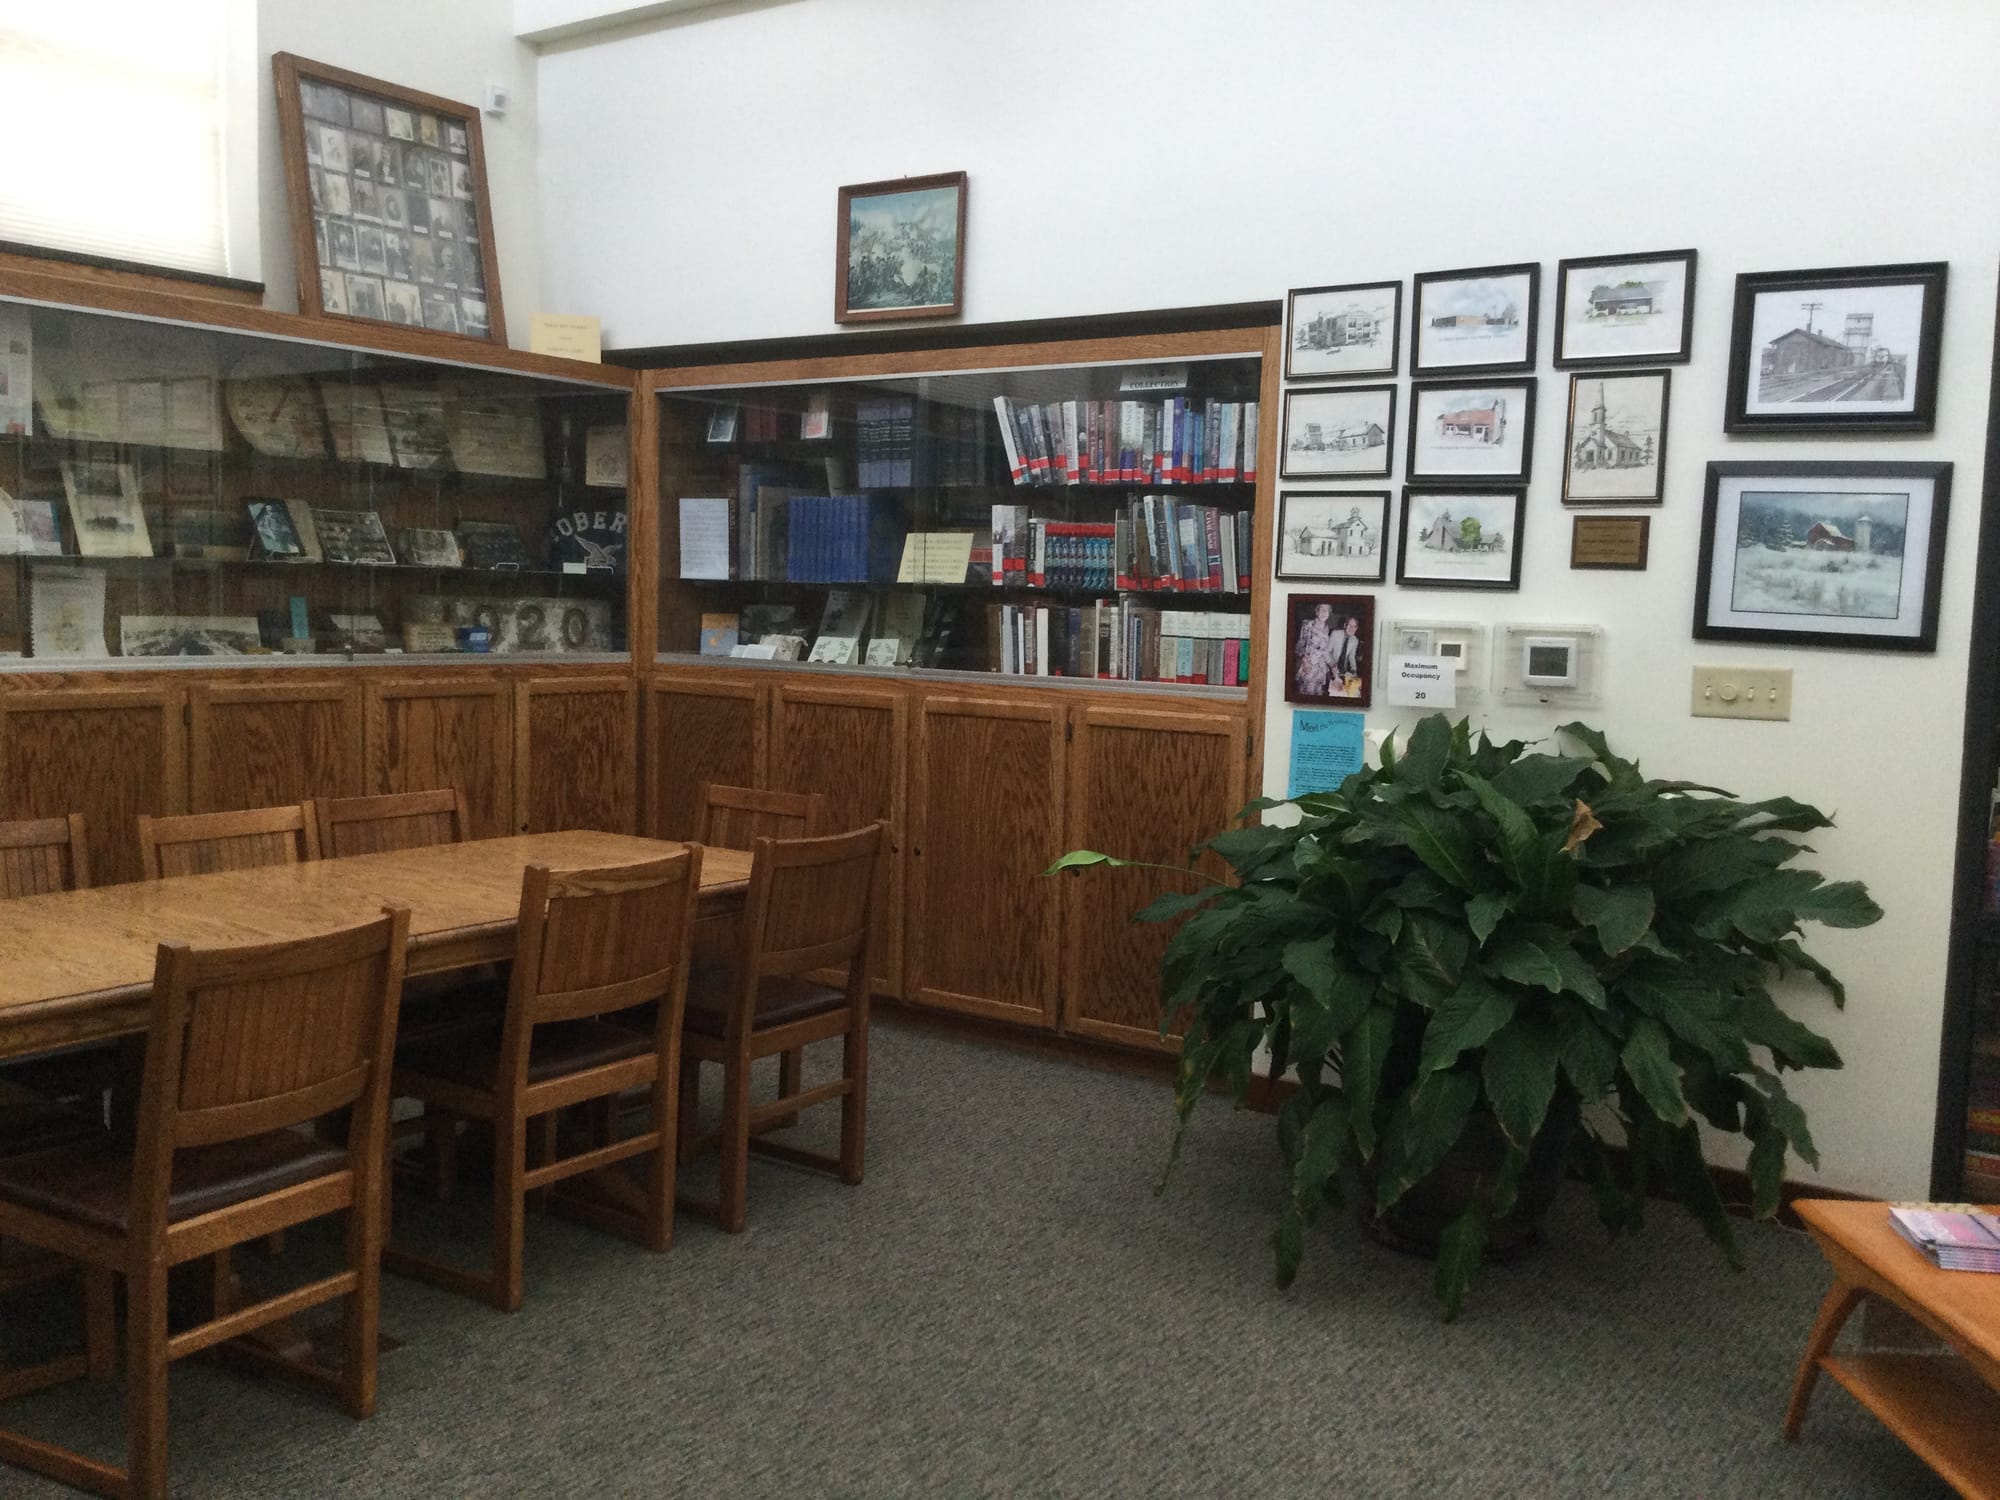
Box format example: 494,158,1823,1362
1434,1202,1489,1323
1482,1017,1562,1152
1292,1093,1351,1218
1341,1005,1398,1155
1745,1104,1788,1219
1772,937,1848,1008
1620,1017,1688,1126
1132,886,1228,925
1418,973,1517,1073
1375,1067,1480,1213
1658,1119,1742,1269
1393,803,1483,892
1653,837,1792,900
1722,871,1883,942
1572,883,1655,956
1547,944,1607,1008
1752,1067,1821,1169
1490,752,1595,809
1397,714,1453,792
1466,890,1510,946
1558,1013,1620,1099
1393,913,1470,1006
1487,930,1566,992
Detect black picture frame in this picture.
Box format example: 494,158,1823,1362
1562,369,1669,506
1693,460,1952,651
1285,280,1402,382
1723,262,1947,434
1411,261,1539,375
1553,248,1697,368
1282,591,1375,709
1275,490,1392,583
1395,486,1527,591
1280,384,1396,480
1407,377,1536,485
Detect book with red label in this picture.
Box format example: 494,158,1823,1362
1219,403,1241,483
1202,506,1225,590
993,397,1027,485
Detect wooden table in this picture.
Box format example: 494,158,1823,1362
0,832,751,1062
1786,1197,2000,1499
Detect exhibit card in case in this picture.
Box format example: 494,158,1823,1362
61,461,151,558
446,390,548,478
30,565,107,658
311,507,397,565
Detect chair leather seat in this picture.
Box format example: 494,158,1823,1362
680,964,847,1038
397,1018,652,1091
0,1129,348,1235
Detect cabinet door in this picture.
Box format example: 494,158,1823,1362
514,675,637,834
188,681,363,813
0,688,188,887
363,678,513,840
907,694,1064,1027
770,680,907,996
1062,704,1247,1051
645,672,767,840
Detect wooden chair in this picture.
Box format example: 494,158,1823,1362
679,822,885,1234
0,908,410,1500
386,848,704,1312
136,804,319,881
316,789,471,858
0,815,89,897
0,816,110,1132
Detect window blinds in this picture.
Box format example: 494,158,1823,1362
0,6,234,276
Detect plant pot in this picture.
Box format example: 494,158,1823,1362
1358,1101,1577,1262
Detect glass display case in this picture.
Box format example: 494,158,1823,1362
0,297,631,665
655,353,1263,692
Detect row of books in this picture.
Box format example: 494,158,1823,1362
698,590,948,669
992,396,1260,488
1889,1204,2000,1272
993,601,1253,686
991,499,1252,593
853,398,915,488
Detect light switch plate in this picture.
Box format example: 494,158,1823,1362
1691,665,1792,721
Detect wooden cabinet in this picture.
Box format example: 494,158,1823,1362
644,672,767,841
770,680,907,995
514,675,638,834
0,687,187,887
363,678,513,840
1060,704,1247,1051
906,694,1065,1027
187,681,363,812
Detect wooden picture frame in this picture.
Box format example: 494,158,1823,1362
1693,461,1952,651
1723,262,1947,434
835,171,968,324
1283,592,1375,709
1275,490,1391,583
1553,249,1697,368
1285,281,1402,381
1396,487,1526,591
273,53,506,344
1563,370,1669,505
1412,262,1539,374
1407,377,1537,484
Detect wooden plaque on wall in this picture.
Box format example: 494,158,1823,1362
272,52,506,344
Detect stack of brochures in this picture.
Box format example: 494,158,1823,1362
1888,1204,2000,1272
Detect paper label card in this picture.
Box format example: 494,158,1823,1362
1385,655,1456,709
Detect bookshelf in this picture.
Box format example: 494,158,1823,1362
644,319,1279,1051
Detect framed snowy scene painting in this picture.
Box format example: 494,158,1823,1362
1694,461,1952,652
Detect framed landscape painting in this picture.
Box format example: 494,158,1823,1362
1723,263,1946,433
1408,378,1536,484
835,171,968,324
1276,490,1390,582
1286,281,1401,380
1554,249,1696,367
1280,385,1396,479
1412,262,1539,374
1693,460,1951,651
1563,370,1669,505
1396,487,1526,591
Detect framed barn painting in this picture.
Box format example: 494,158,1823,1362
1396,487,1526,591
273,53,504,342
1693,461,1951,651
1554,249,1696,367
835,171,967,324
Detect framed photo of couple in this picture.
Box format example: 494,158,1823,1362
1284,592,1375,709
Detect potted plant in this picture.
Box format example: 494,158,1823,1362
1051,716,1881,1317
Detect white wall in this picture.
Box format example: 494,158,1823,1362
256,0,542,345
534,0,2000,1196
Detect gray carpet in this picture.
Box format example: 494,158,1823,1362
2,1018,1950,1498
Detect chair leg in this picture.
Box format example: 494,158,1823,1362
678,1058,702,1165
526,1113,558,1214
492,1117,527,1314
774,1048,803,1129
840,1019,868,1187
84,1267,116,1378
645,1077,676,1254
127,1262,171,1500
719,1052,751,1234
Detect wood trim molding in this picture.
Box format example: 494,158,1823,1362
0,247,262,307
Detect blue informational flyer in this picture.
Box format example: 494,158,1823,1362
1288,710,1365,798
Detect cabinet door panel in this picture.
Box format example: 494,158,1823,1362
188,682,363,813
1063,705,1246,1051
645,673,766,841
770,681,906,996
907,695,1063,1027
0,688,187,887
363,678,513,840
514,676,637,834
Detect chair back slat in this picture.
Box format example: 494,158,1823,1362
136,908,408,1230
507,852,703,1039
317,789,468,858
138,804,320,881
699,784,826,852
744,824,885,980
0,814,89,896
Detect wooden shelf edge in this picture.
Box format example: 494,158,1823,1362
1820,1352,2000,1499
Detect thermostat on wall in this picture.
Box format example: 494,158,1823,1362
1521,635,1580,689
1494,623,1604,707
